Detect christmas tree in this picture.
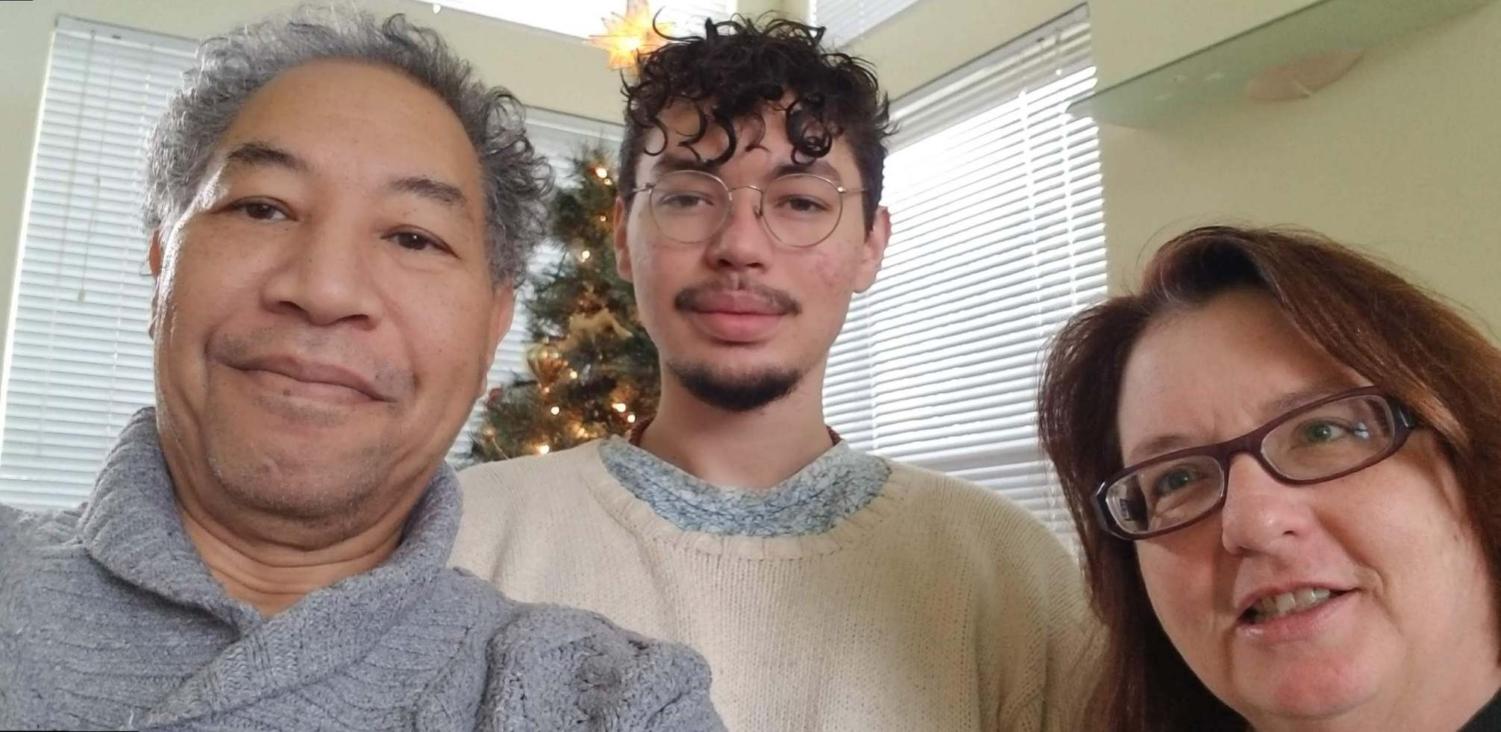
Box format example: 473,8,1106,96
469,150,660,461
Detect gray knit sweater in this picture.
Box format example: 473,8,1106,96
0,409,723,731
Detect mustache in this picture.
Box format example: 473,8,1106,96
672,281,802,316
211,330,414,401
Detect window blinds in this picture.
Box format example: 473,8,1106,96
810,0,922,46
824,6,1102,542
0,19,196,511
0,18,623,509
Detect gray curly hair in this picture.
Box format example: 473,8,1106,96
144,7,550,284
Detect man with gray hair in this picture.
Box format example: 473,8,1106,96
0,9,720,730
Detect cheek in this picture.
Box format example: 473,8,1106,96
1137,536,1219,638
399,285,492,374
158,248,258,341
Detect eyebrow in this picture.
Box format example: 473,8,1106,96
387,176,469,212
222,141,469,212
773,160,843,183
652,155,717,176
1120,380,1364,465
648,156,846,184
223,141,308,174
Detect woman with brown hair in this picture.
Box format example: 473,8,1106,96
1038,225,1501,730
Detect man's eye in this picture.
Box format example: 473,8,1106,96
658,192,715,210
232,201,289,221
778,195,832,214
390,231,444,253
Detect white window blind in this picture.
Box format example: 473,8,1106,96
0,19,196,512
425,0,735,38
809,0,921,46
0,18,623,509
824,6,1102,543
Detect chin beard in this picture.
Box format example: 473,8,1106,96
669,360,802,412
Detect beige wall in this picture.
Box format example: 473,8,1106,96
1087,0,1501,337
0,0,633,364
848,0,1077,98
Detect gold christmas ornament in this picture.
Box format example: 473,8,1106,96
556,309,634,352
525,343,566,384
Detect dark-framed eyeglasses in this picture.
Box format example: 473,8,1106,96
629,169,864,248
1095,386,1419,541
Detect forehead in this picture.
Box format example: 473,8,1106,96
1117,291,1365,440
218,59,481,194
638,100,861,184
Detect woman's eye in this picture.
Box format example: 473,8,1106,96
1153,467,1199,496
1297,420,1358,445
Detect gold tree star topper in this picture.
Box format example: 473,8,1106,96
588,0,673,70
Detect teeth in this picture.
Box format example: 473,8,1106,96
1250,588,1335,622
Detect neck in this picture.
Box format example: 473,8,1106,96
174,483,418,617
642,365,833,490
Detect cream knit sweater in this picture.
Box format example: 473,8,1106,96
452,441,1098,731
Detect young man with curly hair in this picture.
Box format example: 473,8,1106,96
453,17,1096,730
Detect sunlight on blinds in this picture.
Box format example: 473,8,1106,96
825,7,1101,544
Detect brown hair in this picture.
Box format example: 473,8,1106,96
1037,226,1501,730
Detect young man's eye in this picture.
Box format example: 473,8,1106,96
779,195,832,213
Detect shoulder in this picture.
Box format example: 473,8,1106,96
0,502,82,556
483,603,723,730
885,460,1067,551
458,442,601,500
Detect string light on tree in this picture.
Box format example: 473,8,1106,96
467,148,661,463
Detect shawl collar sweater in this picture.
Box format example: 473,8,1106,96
0,409,721,731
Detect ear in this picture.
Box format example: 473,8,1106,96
612,196,634,282
478,283,517,398
147,229,166,339
853,206,890,294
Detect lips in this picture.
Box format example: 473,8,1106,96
1236,583,1353,625
685,290,791,316
233,354,392,402
676,285,798,343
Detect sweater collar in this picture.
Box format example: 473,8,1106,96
598,436,891,537
78,407,463,725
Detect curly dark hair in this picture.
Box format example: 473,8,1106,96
618,16,892,231
145,7,551,285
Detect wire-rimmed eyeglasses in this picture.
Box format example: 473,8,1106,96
630,169,864,248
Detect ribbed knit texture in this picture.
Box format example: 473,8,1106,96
0,409,723,731
598,437,890,536
453,441,1099,731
